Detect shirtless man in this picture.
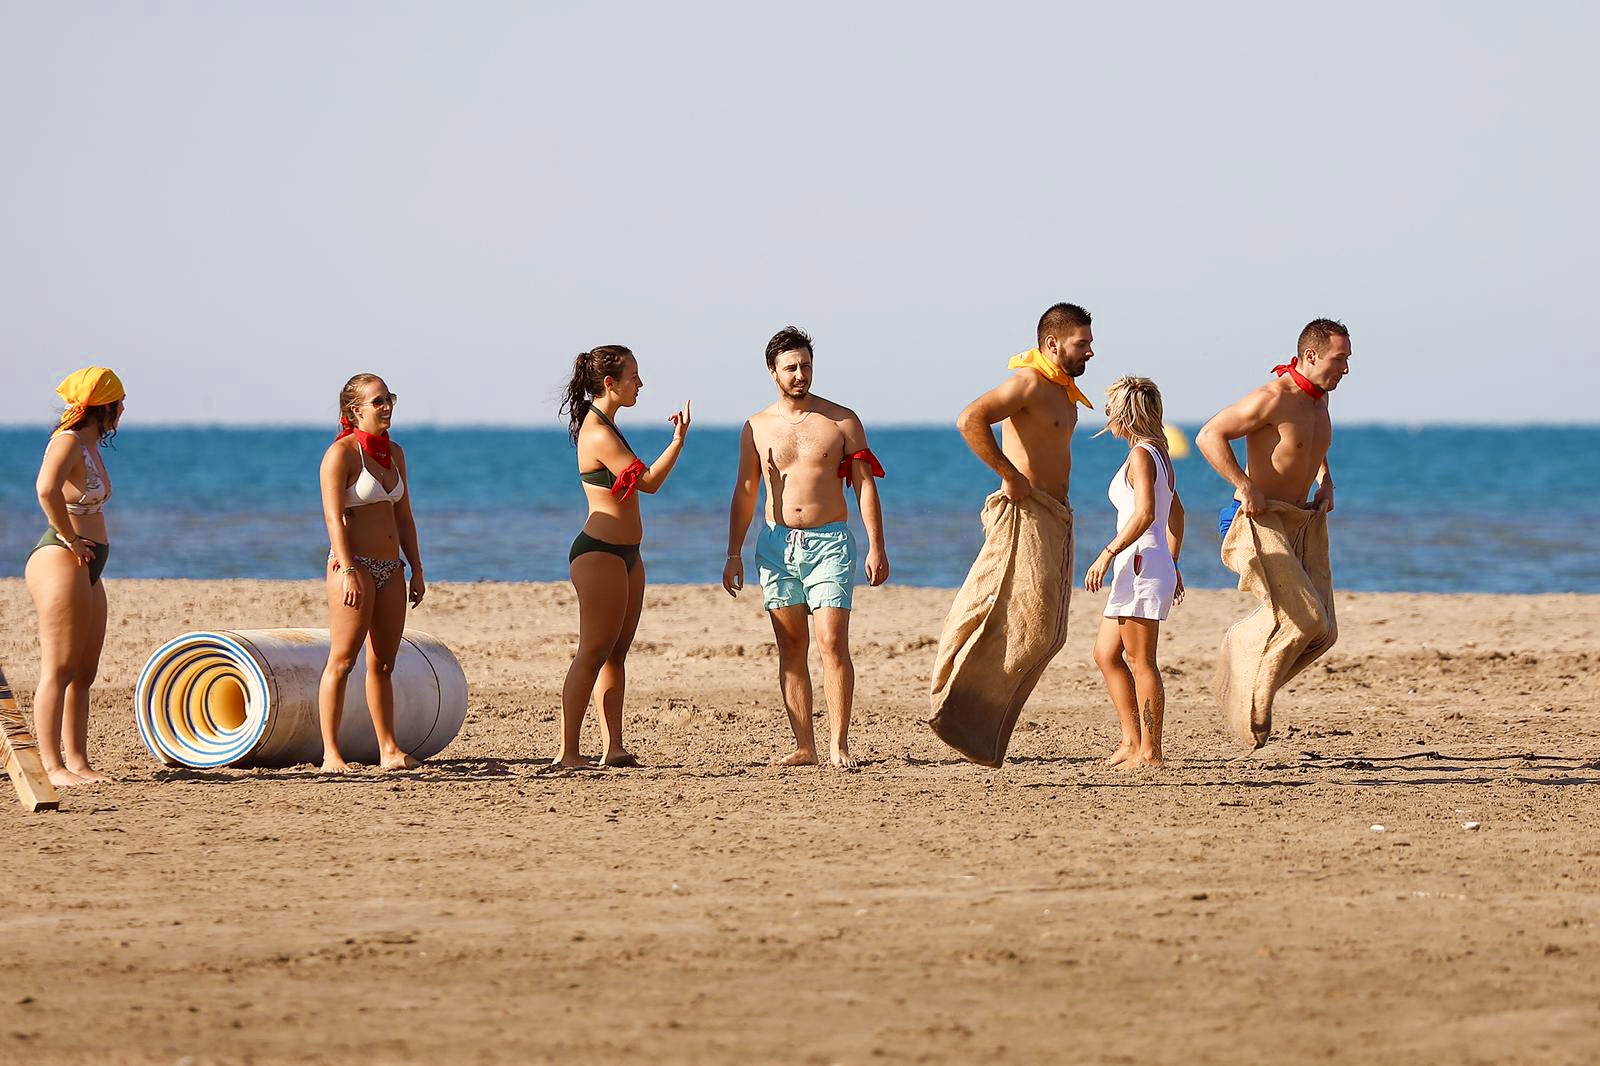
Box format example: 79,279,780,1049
1195,318,1351,524
723,327,889,768
927,303,1095,765
956,303,1095,505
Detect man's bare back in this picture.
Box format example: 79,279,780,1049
747,396,859,528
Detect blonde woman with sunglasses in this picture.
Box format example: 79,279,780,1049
1084,376,1185,768
317,374,427,772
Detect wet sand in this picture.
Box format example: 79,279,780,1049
1,578,1597,1065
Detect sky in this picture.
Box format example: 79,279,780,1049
2,1,1596,429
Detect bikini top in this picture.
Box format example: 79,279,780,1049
344,448,406,508
579,408,635,490
49,432,111,516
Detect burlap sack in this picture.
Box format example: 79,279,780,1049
928,489,1075,766
1215,501,1337,748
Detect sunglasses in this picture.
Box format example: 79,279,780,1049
362,393,398,408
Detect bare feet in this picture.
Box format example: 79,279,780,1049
1102,743,1138,768
601,751,643,768
775,748,818,767
1113,751,1167,770
46,766,86,788
65,763,115,783
380,752,422,771
549,754,595,770
830,748,859,770
320,757,353,773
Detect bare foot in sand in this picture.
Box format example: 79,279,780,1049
320,757,353,774
550,754,595,770
1102,743,1138,768
602,751,642,768
830,747,859,770
1140,751,1166,769
46,766,86,788
776,748,818,767
65,763,115,783
380,752,422,771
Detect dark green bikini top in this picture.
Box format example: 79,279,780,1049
579,408,634,489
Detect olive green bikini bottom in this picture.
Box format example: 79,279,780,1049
30,528,110,586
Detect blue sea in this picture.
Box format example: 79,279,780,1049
2,426,1595,594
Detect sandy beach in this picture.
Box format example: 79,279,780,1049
1,577,1596,1065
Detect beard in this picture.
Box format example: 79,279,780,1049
781,383,810,399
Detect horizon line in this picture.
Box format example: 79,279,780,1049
2,419,1598,432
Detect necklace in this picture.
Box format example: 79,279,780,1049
781,404,814,426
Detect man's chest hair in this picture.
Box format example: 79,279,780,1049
759,416,847,466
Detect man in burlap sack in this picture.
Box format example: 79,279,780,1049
1196,318,1351,748
928,303,1095,766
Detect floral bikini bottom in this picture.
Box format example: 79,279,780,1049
328,553,405,590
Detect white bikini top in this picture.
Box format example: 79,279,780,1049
49,432,111,516
343,450,405,508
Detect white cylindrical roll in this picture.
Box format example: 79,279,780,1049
134,629,468,768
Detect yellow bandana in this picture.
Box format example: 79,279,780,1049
1007,349,1093,409
55,366,125,431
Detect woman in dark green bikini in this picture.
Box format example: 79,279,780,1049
556,346,691,769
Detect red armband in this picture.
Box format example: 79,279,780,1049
611,459,648,501
838,449,886,486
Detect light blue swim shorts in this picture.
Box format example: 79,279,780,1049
755,521,857,612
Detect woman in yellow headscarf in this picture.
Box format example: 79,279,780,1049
24,366,125,787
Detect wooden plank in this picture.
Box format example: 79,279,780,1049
0,663,60,813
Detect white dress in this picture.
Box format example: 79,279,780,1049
1103,442,1178,620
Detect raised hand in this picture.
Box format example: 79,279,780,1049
669,400,692,440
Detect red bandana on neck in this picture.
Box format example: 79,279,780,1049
336,416,394,468
1271,358,1326,399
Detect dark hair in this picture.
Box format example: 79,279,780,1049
1297,318,1350,356
60,402,122,447
1037,303,1092,347
560,346,634,442
338,372,384,431
764,326,813,370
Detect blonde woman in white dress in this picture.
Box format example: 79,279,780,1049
1084,376,1185,768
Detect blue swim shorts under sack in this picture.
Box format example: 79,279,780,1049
1218,499,1242,538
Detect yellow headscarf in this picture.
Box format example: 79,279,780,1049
55,367,126,431
1007,349,1093,409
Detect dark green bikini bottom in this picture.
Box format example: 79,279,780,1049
569,531,640,571
31,528,110,586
